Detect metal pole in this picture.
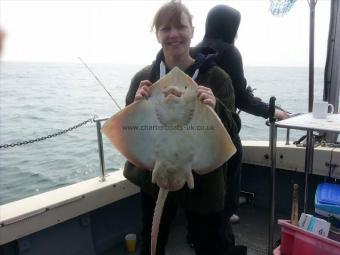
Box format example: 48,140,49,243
268,97,277,255
285,128,290,145
308,0,316,112
303,130,314,212
96,120,106,181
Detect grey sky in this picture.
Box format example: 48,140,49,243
0,0,331,66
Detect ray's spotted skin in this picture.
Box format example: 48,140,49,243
102,67,236,255
102,67,235,186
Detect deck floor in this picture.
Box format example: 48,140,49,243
104,202,289,255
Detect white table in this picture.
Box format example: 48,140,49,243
268,113,340,254
276,113,340,133
275,113,340,210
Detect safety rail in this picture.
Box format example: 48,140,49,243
0,117,96,149
266,119,291,145
0,115,113,182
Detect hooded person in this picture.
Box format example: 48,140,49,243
196,4,289,224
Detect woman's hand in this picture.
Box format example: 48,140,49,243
275,109,290,120
134,80,152,101
197,85,216,108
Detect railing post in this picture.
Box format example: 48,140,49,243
285,128,290,145
96,119,106,181
268,97,277,255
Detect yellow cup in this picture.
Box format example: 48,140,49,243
125,233,137,252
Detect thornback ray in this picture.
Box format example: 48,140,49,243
101,67,236,255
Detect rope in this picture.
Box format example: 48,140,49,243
0,117,96,149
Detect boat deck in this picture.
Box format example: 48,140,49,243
103,201,288,255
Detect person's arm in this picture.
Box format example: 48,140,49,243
125,66,152,106
208,68,240,136
0,28,5,56
238,85,289,119
222,48,289,120
220,48,270,118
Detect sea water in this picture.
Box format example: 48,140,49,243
0,62,324,205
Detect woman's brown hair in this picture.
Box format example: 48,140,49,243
151,0,193,32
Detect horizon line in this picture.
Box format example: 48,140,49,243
0,60,325,69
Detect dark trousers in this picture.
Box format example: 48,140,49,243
224,135,243,219
139,191,231,255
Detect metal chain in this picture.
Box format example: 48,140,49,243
0,117,96,149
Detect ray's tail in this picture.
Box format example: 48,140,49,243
151,188,169,255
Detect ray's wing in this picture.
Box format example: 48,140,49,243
190,102,236,174
101,100,158,170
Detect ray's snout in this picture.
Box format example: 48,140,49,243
163,87,183,98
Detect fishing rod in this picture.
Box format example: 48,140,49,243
78,57,122,110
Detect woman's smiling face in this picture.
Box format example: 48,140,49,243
156,12,193,59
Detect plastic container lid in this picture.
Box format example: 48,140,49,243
317,183,340,206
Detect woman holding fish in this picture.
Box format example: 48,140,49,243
120,1,243,255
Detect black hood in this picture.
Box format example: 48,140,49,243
204,5,241,44
149,49,217,83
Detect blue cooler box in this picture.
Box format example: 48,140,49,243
315,183,340,220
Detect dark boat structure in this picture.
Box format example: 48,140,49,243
0,1,339,254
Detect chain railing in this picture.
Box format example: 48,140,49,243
0,117,96,149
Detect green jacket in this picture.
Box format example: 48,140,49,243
123,63,237,213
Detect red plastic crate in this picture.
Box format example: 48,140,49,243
273,246,281,255
278,220,340,255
